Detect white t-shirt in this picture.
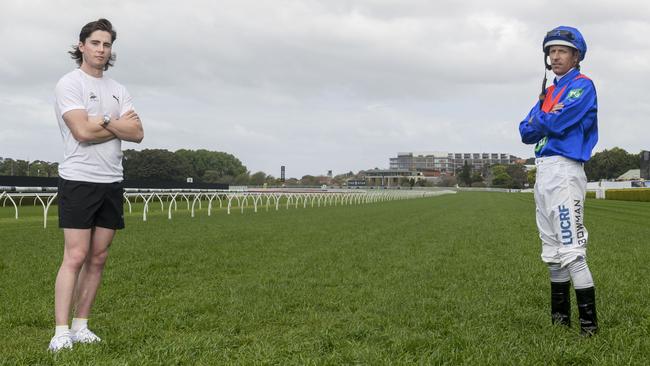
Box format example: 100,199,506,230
55,69,134,183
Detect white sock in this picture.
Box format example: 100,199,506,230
55,325,70,337
71,318,88,332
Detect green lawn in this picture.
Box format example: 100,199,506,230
0,192,649,365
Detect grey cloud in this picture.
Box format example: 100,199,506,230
1,0,649,177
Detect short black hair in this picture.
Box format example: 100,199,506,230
68,18,117,71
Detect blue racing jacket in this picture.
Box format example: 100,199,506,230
519,68,598,162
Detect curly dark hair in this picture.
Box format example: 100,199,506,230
68,18,117,71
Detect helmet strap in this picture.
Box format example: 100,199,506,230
540,70,548,104
540,53,550,104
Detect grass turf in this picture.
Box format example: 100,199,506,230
0,192,649,365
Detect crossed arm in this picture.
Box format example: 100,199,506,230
63,109,144,144
519,82,596,145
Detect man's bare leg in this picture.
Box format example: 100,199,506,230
74,227,115,318
54,229,92,326
50,228,92,351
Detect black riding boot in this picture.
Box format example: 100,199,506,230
551,281,571,326
575,287,598,336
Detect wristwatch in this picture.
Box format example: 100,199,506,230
102,114,111,128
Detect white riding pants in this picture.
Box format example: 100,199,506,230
534,156,589,267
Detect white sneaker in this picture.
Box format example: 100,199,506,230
48,331,73,352
71,328,102,344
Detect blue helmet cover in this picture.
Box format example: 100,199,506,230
543,26,587,61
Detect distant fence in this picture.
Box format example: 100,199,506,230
1,185,456,228
0,176,229,192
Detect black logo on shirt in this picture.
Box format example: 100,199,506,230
112,95,120,103
89,92,98,101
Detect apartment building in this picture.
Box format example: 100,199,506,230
389,151,521,175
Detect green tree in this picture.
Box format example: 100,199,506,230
490,165,510,187
265,175,277,185
123,149,191,181
458,161,473,187
249,171,267,186
233,171,250,185
506,164,527,189
471,172,484,184
491,165,507,177
203,170,223,183
527,167,537,187
29,160,49,177
492,173,513,187
0,158,16,175
585,147,639,180
300,175,320,186
48,162,60,177
0,158,59,177
14,160,29,176
489,164,526,188
176,149,247,183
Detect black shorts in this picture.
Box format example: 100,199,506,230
58,178,125,230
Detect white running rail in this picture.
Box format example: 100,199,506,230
1,188,456,228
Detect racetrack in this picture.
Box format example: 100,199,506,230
1,192,649,365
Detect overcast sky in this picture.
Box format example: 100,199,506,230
1,1,649,178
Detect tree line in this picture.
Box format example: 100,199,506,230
1,146,643,186
122,149,250,184
121,149,349,186
584,147,641,181
0,149,345,186
0,149,255,184
0,158,59,177
452,147,643,189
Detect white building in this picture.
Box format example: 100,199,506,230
389,151,522,175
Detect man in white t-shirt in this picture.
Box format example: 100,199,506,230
49,18,144,352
